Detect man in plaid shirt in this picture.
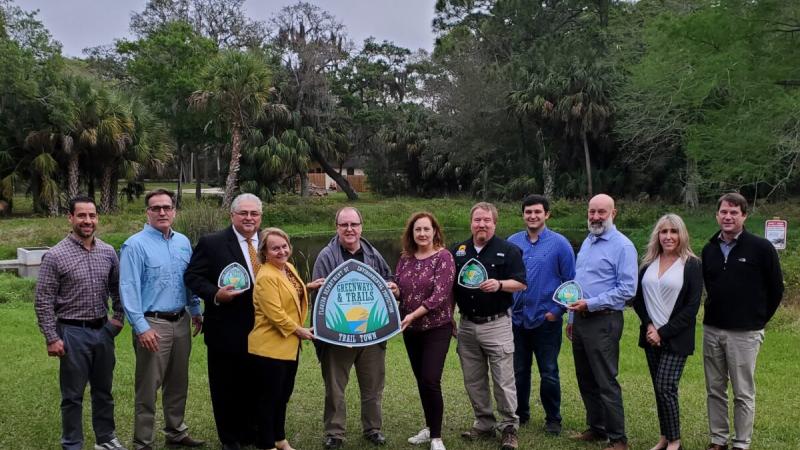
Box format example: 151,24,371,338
35,195,127,450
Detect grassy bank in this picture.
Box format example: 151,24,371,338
2,283,798,449
3,193,800,299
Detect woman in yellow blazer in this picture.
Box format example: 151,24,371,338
249,228,319,450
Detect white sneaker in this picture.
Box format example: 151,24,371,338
94,438,127,450
408,427,431,445
430,438,446,450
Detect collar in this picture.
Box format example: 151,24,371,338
144,223,173,239
588,224,616,242
717,230,743,244
526,226,550,244
340,242,363,256
471,234,497,250
710,228,747,244
67,232,95,249
232,226,258,245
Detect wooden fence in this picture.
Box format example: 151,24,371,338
307,173,368,192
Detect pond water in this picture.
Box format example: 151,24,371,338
2,228,588,281
288,228,587,281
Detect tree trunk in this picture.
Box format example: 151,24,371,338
110,174,119,211
188,152,194,184
299,171,309,197
194,151,202,201
311,147,358,200
99,167,114,213
582,132,593,197
223,125,243,209
539,131,554,199
175,142,183,208
682,156,699,208
64,137,80,199
217,147,223,187
87,174,95,199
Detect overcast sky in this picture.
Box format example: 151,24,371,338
14,0,437,57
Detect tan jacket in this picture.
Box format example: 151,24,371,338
248,262,308,360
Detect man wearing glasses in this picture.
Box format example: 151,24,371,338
120,189,204,450
311,207,394,449
184,193,263,450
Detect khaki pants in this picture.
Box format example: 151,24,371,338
457,315,518,432
132,314,191,449
319,343,386,439
703,325,764,449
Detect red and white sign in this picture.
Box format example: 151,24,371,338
765,219,787,250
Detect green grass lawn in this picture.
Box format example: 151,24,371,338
2,285,798,449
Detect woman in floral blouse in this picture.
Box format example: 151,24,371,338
392,212,456,450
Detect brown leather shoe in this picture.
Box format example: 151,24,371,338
707,445,728,450
603,441,629,450
571,429,608,442
165,435,205,448
500,426,518,450
460,427,495,441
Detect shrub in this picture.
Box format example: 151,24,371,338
175,200,229,245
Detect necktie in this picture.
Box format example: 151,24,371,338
247,238,261,278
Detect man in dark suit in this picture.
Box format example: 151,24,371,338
185,193,263,450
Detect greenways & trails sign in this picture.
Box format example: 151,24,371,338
313,260,401,347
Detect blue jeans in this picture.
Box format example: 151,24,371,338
512,319,562,424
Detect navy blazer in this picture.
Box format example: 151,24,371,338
632,257,703,356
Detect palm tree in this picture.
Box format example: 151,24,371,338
510,59,613,197
552,61,612,197
190,50,275,208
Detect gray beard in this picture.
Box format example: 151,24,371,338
588,217,613,236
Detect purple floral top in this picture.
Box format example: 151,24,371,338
395,248,456,331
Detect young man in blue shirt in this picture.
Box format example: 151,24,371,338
507,195,575,436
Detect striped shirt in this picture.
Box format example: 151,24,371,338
34,233,123,344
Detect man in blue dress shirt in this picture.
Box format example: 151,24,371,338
507,195,575,436
567,194,638,450
120,189,204,450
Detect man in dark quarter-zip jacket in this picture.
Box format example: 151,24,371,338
701,192,783,450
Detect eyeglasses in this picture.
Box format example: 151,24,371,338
234,211,262,218
147,205,174,213
337,222,362,229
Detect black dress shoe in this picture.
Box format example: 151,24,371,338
324,437,344,450
365,431,386,446
221,443,241,450
166,435,206,448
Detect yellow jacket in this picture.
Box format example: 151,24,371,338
248,261,308,361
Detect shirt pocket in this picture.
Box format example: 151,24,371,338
143,259,166,286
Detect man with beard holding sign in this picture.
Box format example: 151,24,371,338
567,194,638,450
452,202,526,450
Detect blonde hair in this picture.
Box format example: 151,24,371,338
641,213,696,266
258,227,292,264
470,202,498,222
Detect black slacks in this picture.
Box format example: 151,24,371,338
403,324,452,438
572,311,627,443
252,354,299,449
207,347,258,446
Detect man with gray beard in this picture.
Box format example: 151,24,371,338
567,194,638,450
